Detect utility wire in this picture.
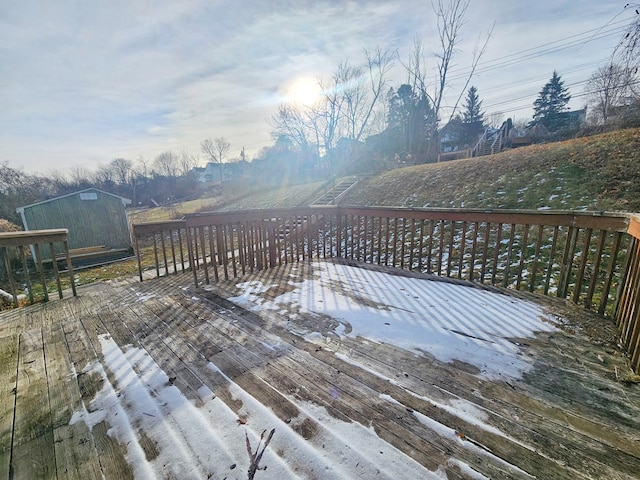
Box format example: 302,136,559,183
447,18,629,81
444,12,637,117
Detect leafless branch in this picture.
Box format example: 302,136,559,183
246,428,275,480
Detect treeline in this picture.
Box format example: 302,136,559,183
0,158,203,226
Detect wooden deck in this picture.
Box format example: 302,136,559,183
1,260,639,479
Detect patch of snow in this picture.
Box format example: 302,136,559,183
230,262,559,380
73,334,296,479
410,407,532,478
73,335,440,479
446,459,490,479
134,292,155,302
206,361,439,478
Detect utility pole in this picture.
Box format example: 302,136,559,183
240,146,246,162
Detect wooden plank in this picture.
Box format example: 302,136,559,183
11,328,56,479
65,293,135,479
43,322,103,479
202,266,640,479
94,289,207,405
252,337,527,476
164,287,529,478
168,272,636,478
626,214,640,239
219,306,573,479
327,332,640,479
134,287,470,478
0,335,18,479
0,229,67,248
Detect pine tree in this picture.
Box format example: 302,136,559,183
532,71,571,131
460,86,485,146
386,84,436,155
462,86,485,125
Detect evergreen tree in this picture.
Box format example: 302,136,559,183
532,71,571,131
462,86,485,125
386,84,436,156
460,86,485,146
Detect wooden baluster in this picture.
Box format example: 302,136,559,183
2,247,19,307
48,242,63,299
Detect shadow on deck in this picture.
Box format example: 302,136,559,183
1,260,639,479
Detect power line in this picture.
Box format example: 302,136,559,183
447,18,629,81
444,13,637,117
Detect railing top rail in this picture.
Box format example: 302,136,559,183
0,229,68,247
183,207,320,227
132,207,633,233
337,205,629,216
626,214,640,240
336,206,631,230
132,220,187,235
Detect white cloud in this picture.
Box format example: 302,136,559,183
0,0,630,173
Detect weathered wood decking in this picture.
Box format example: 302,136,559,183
1,260,639,479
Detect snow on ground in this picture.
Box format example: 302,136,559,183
229,261,559,380
71,333,441,479
68,262,562,478
72,334,293,479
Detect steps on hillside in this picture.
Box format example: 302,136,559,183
311,177,360,205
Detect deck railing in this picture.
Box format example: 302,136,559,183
132,206,640,373
0,229,77,307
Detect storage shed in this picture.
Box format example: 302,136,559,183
16,188,132,261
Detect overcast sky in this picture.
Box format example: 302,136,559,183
0,0,631,175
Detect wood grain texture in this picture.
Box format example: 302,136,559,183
0,263,638,479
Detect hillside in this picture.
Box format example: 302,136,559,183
125,128,640,225
341,128,640,213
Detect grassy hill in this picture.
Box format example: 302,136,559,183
5,128,640,298
130,127,640,225
341,128,640,213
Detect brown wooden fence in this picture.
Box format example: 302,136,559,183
132,206,640,373
0,229,77,307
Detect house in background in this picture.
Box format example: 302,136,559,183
16,188,132,262
557,107,587,130
196,162,243,183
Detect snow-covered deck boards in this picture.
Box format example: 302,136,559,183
1,260,639,479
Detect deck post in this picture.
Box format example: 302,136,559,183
2,247,19,307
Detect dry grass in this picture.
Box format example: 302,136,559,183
342,127,640,212
6,129,640,309
126,180,328,224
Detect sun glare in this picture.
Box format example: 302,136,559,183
287,77,321,106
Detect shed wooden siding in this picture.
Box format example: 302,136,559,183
18,189,131,260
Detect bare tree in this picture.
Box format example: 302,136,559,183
0,161,49,222
48,170,73,194
69,165,93,189
270,48,395,168
585,63,635,124
135,155,150,179
178,148,200,176
153,150,180,178
200,138,215,163
317,71,344,154
94,164,115,188
110,158,133,186
403,0,492,160
269,104,316,154
614,4,640,74
201,137,231,164
342,48,396,142
201,137,231,182
488,111,505,129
